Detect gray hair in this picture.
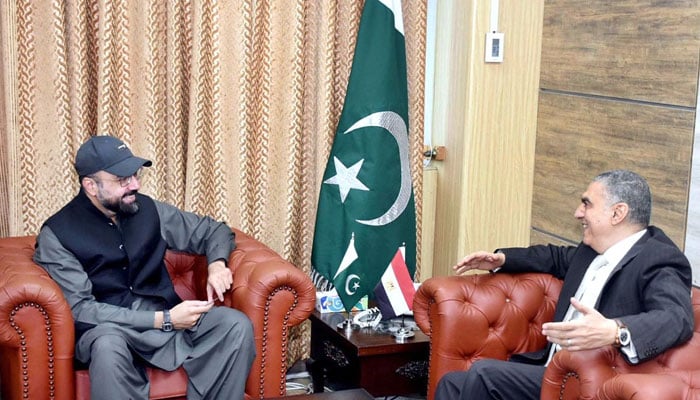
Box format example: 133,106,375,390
593,170,651,227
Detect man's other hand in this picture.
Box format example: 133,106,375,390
207,260,233,302
542,297,618,351
453,251,505,275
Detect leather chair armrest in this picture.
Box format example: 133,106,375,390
414,272,562,400
542,346,620,400
228,229,315,327
543,327,700,400
596,371,695,400
227,229,316,399
0,236,76,400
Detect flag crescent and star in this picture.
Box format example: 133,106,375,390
311,0,417,313
344,112,412,227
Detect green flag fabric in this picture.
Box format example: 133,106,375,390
311,0,416,313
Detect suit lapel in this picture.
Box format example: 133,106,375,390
553,245,598,322
608,230,649,275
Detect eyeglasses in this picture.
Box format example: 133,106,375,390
89,169,143,187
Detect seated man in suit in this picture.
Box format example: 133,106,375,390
34,135,255,400
436,169,694,400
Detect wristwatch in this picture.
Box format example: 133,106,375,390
614,319,630,347
161,309,173,332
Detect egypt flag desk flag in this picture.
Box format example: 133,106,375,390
311,0,417,313
374,246,416,319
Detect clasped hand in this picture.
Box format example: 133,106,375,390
165,261,232,331
170,300,214,329
542,297,618,351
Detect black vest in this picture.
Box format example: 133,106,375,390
44,190,181,339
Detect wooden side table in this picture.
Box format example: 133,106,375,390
309,310,429,397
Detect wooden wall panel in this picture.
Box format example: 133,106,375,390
541,0,700,107
530,228,575,247
430,0,543,277
532,92,694,248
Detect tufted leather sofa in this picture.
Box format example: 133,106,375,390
413,271,700,400
0,228,316,400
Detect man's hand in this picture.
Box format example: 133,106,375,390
169,300,215,330
207,260,233,302
453,251,505,275
155,300,215,330
541,297,618,351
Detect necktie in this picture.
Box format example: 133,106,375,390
567,255,608,321
545,255,608,365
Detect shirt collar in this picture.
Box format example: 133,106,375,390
601,228,647,268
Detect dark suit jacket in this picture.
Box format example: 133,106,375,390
500,226,693,364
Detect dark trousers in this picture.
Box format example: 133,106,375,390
435,359,546,400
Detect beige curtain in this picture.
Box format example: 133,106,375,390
0,0,426,364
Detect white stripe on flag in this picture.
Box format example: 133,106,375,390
380,248,415,316
334,233,358,281
377,0,404,35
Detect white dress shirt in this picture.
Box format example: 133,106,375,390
546,229,647,365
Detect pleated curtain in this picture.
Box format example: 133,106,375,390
0,0,426,364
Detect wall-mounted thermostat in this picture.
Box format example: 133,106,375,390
485,32,504,63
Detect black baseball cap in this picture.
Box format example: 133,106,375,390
75,135,152,177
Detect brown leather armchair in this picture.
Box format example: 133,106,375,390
0,228,316,400
413,272,562,400
414,271,700,400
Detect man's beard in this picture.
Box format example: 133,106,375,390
98,190,140,215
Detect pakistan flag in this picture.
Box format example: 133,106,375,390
311,0,416,313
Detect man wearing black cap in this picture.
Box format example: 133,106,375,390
33,135,255,400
